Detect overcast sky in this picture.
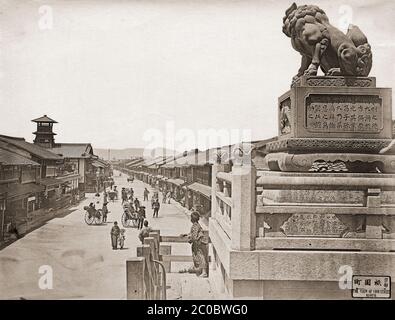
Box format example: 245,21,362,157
1,0,394,151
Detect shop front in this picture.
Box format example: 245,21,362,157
186,182,212,224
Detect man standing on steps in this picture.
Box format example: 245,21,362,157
152,199,160,218
110,221,120,250
181,211,209,278
143,187,150,201
138,220,152,244
137,206,146,230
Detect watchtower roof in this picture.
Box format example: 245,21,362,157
31,115,58,123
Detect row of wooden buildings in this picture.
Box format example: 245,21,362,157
0,115,111,241
114,139,274,225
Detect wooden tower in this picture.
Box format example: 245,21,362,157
32,115,57,148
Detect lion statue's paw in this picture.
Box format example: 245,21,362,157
303,65,318,76
326,68,342,76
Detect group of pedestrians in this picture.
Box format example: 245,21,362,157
108,183,165,250
107,173,208,278
162,190,173,204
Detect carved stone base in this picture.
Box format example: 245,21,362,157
265,152,395,173
266,138,391,154
291,75,376,88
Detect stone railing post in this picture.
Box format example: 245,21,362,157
231,163,256,251
159,244,172,272
126,257,145,300
211,163,225,220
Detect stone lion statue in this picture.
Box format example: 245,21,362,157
283,3,372,82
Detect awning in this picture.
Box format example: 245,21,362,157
59,173,80,183
187,182,211,199
39,177,63,187
0,183,45,200
92,160,105,168
167,178,187,187
40,174,79,189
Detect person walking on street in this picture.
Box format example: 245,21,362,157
167,191,171,204
130,187,134,199
121,188,128,204
113,185,118,199
134,197,140,211
162,190,167,203
143,188,150,201
110,221,120,250
138,220,152,244
137,206,146,230
102,202,109,223
153,199,160,218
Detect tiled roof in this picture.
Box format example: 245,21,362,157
94,158,110,166
149,156,176,167
167,178,187,186
187,182,211,199
0,148,40,166
143,156,168,167
92,160,107,168
162,150,214,168
31,115,57,123
50,143,93,159
0,135,63,160
126,158,145,167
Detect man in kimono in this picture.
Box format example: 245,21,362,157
181,211,208,277
110,221,120,250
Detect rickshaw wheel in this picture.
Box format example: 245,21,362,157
94,210,103,224
121,213,130,227
84,212,94,225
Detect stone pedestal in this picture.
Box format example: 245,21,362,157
209,75,395,300
266,75,392,172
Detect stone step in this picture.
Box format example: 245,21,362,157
174,273,215,300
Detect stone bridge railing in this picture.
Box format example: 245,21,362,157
210,162,256,251
210,161,395,253
255,170,395,252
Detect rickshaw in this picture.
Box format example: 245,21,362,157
121,203,138,228
83,205,103,225
108,189,118,202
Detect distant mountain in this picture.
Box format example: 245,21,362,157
94,147,176,160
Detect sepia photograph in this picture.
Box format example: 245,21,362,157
0,0,394,307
